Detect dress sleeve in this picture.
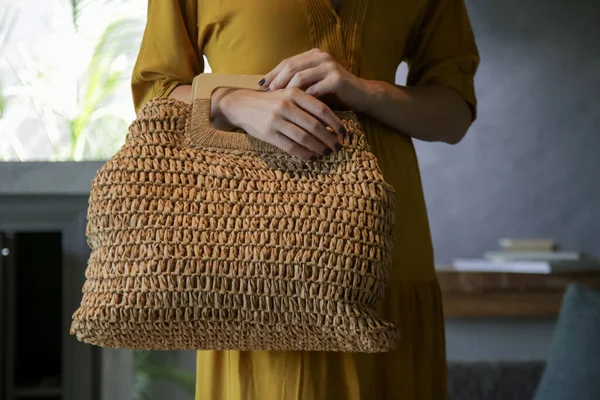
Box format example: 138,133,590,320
403,0,480,120
131,0,204,113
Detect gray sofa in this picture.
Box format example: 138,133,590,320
448,361,544,400
447,283,600,400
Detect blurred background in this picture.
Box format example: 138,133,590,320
0,0,599,399
1,0,145,161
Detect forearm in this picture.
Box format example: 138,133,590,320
357,80,473,144
168,84,192,102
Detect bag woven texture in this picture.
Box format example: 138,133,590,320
70,91,398,352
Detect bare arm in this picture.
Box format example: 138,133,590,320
169,76,473,145
260,47,476,145
358,80,473,144
259,0,479,145
168,84,192,102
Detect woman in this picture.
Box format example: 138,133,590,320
132,0,479,399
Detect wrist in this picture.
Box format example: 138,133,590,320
357,79,384,114
211,88,248,130
358,79,410,115
219,89,253,129
342,78,379,113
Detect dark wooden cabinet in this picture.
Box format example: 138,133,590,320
1,232,13,400
1,232,64,400
0,195,132,400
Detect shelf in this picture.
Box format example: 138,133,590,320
13,386,62,399
437,268,600,317
442,292,565,317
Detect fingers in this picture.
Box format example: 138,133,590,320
261,48,331,90
285,65,328,90
270,88,338,154
275,121,326,159
266,129,317,161
289,89,346,137
252,86,346,160
282,107,339,152
305,74,337,98
268,58,322,91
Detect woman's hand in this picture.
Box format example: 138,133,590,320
259,48,368,111
218,87,346,161
259,47,474,144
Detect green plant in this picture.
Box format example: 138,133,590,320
0,76,4,160
0,78,5,120
68,16,141,159
66,0,142,159
132,351,196,400
0,0,143,161
0,6,17,120
0,5,19,160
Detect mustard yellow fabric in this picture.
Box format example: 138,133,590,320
132,1,479,399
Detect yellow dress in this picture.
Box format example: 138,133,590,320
131,1,479,399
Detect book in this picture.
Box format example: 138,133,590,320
483,251,587,262
499,238,557,252
452,258,600,274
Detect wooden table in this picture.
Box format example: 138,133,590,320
436,267,600,318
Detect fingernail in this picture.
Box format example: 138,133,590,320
266,88,271,92
310,155,318,161
335,143,343,151
339,126,347,135
323,148,332,156
258,78,266,86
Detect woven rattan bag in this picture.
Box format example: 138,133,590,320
70,74,398,352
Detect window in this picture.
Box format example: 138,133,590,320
1,0,143,161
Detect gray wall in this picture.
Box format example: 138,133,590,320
396,0,600,362
397,0,600,264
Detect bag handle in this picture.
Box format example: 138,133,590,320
188,73,288,152
192,73,266,100
187,73,361,154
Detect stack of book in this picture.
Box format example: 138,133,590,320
452,239,600,274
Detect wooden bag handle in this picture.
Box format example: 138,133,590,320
191,73,267,100
188,73,284,152
187,73,360,154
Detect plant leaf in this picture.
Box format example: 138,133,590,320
135,365,196,397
